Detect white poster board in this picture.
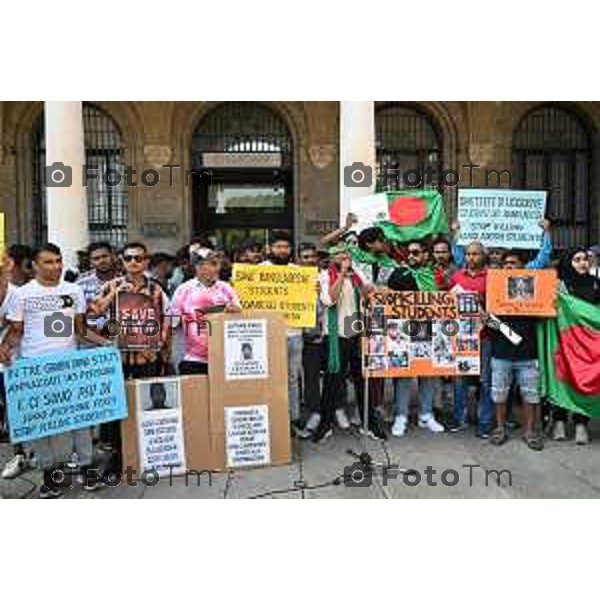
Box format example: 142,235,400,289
348,192,389,232
224,319,269,381
457,189,546,249
225,404,271,468
136,377,186,476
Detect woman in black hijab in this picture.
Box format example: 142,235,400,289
551,247,600,444
558,247,600,304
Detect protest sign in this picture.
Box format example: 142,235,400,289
457,189,546,249
135,377,187,476
224,319,268,381
224,404,271,468
348,192,389,232
487,269,558,316
363,290,482,377
6,347,127,443
115,291,162,349
231,264,318,327
209,311,291,468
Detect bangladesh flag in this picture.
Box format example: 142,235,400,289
372,190,449,242
538,292,600,416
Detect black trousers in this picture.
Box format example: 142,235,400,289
178,361,208,375
302,340,324,415
552,406,590,425
321,336,364,427
101,361,161,476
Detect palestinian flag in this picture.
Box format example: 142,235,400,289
538,292,600,416
374,190,449,242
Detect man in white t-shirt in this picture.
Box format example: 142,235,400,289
0,243,109,498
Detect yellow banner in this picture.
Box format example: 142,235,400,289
231,264,318,328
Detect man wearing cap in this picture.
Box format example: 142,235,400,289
170,247,241,375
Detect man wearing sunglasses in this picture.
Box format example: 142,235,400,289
90,242,171,475
387,241,445,437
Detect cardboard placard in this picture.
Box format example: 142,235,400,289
208,311,291,468
231,264,318,327
363,290,482,378
457,188,546,249
122,375,222,477
6,347,127,443
486,268,558,316
135,377,187,476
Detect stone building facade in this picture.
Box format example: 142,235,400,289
0,101,598,255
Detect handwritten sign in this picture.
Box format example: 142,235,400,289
457,189,546,249
486,269,558,316
5,347,127,443
231,264,318,327
363,290,482,378
136,377,186,476
225,404,271,468
224,319,268,381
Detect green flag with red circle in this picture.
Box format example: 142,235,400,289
538,293,600,417
372,190,449,242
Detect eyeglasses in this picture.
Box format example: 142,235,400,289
123,255,145,263
408,250,422,256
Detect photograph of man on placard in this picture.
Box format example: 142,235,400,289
140,380,180,412
507,275,535,300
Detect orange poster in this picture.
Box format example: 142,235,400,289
486,269,558,317
363,290,482,378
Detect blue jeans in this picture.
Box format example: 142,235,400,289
453,337,493,434
287,333,304,422
394,377,438,418
491,358,540,405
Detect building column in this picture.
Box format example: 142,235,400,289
339,101,376,222
44,101,88,269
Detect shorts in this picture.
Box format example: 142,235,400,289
491,358,540,405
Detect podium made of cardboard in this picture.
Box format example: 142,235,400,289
121,311,291,473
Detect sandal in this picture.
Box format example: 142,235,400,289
490,427,508,446
523,433,544,452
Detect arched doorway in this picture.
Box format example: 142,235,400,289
32,102,129,246
375,102,443,192
512,104,595,249
191,102,294,250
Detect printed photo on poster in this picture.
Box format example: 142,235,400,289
459,317,480,336
116,291,162,350
136,377,186,476
456,356,480,374
432,321,454,365
457,336,479,353
507,276,535,300
368,305,385,332
369,334,386,355
225,404,271,468
224,319,269,381
367,355,389,371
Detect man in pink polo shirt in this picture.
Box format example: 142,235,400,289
170,248,241,375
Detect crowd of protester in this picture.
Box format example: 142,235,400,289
0,214,599,497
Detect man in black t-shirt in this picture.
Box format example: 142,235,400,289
488,251,544,451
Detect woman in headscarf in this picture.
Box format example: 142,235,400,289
551,247,600,444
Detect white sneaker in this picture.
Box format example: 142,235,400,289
391,415,407,437
1,454,27,479
335,408,351,431
552,420,567,441
575,423,589,445
348,405,362,427
419,414,445,433
304,412,321,433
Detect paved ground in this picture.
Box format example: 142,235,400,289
3,419,600,498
